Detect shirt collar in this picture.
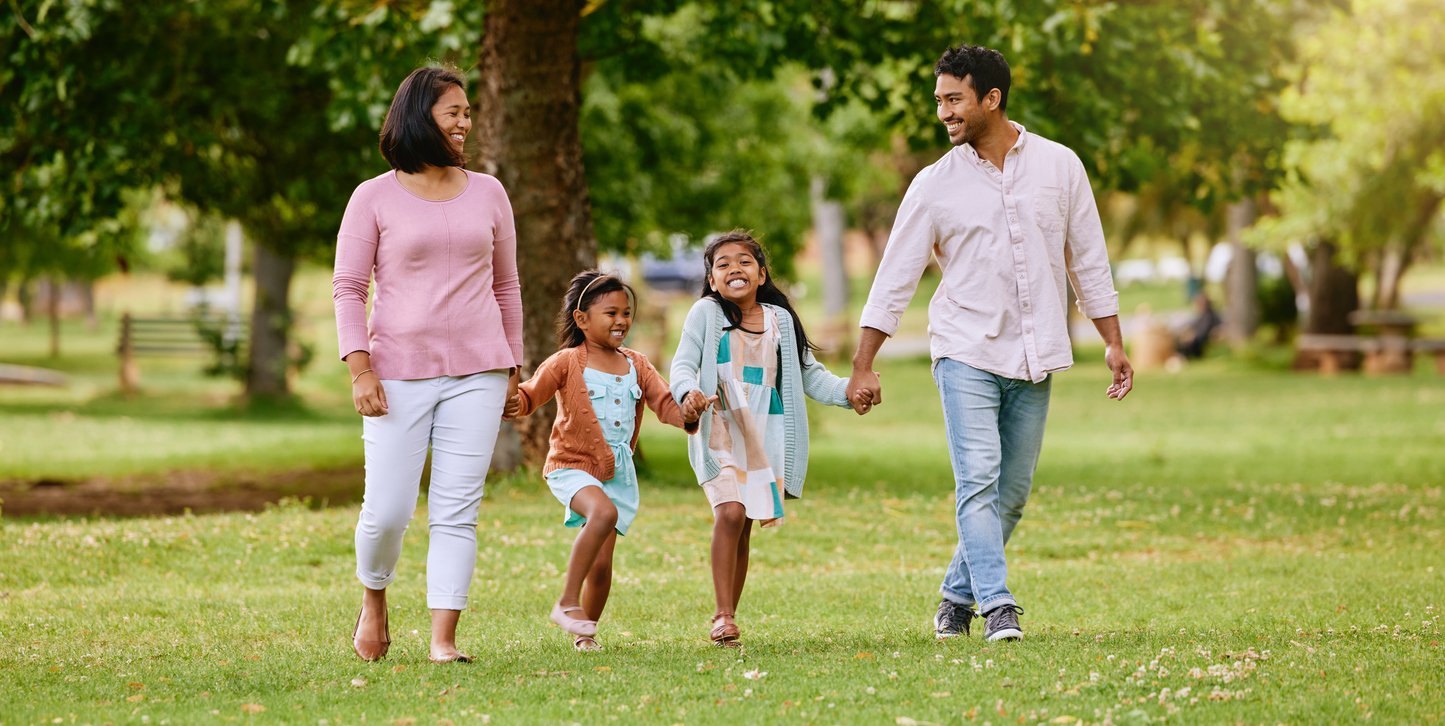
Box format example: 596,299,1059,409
956,120,1029,163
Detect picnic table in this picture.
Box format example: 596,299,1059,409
1297,310,1444,374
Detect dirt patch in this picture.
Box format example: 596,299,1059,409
0,466,364,518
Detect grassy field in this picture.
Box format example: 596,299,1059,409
2,337,1442,723
2,265,1443,723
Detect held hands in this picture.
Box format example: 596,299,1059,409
502,367,521,419
502,393,521,420
681,390,719,424
845,370,882,415
1104,345,1134,401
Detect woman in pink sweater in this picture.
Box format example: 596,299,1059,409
332,67,522,664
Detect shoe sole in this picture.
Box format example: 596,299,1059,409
986,628,1023,642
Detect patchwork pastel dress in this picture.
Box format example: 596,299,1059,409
701,308,787,526
543,360,642,535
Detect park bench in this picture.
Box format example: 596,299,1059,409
116,312,248,393
1296,333,1445,375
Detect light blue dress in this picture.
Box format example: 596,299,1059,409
544,361,642,535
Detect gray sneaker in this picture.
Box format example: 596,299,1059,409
933,600,976,639
983,604,1024,641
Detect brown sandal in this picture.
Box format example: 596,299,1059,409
352,606,390,662
709,611,740,647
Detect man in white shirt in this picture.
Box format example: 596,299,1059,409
847,45,1133,642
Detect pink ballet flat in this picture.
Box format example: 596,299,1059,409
550,602,597,637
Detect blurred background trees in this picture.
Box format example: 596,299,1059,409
5,0,1443,460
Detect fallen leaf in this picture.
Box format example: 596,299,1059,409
241,703,266,713
128,682,144,690
593,666,611,672
391,665,407,673
126,694,145,703
350,677,367,688
855,652,874,660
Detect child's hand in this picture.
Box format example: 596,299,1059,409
682,390,718,423
850,387,875,415
502,393,521,420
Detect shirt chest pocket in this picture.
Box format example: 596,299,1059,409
1032,185,1067,238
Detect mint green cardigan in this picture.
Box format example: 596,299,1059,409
669,297,851,498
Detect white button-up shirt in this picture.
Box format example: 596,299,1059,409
860,122,1119,383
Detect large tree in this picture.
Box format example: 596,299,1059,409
1251,0,1445,327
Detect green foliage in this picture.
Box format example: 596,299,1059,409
1250,0,1445,265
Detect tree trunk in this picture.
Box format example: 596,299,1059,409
1304,240,1359,336
1222,198,1259,345
1373,244,1408,311
472,0,596,465
47,276,61,358
246,241,295,400
811,176,849,354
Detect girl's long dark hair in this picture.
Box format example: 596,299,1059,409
557,269,635,349
701,230,819,366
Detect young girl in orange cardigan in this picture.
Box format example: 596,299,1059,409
504,270,704,651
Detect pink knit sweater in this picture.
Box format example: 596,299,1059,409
332,169,523,379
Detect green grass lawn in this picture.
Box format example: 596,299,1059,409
2,342,1442,723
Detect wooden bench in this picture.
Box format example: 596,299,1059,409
1297,333,1445,375
1413,338,1445,374
1296,334,1378,375
117,312,248,393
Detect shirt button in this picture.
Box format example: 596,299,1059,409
614,376,622,382
614,399,621,405
614,421,621,427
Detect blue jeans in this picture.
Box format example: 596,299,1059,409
932,358,1051,613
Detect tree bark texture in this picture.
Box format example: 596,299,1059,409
472,0,596,465
246,241,295,400
1223,199,1259,344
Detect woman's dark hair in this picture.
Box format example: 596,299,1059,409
934,45,1011,112
700,230,819,365
379,67,467,173
557,270,636,349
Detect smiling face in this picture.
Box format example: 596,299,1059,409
935,73,994,147
574,290,632,351
707,242,766,307
431,84,471,153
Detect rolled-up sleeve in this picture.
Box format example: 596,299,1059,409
1064,157,1119,320
490,185,524,366
332,187,377,360
859,180,937,336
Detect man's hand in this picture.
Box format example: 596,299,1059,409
681,390,718,423
847,372,880,415
848,327,890,416
1105,345,1133,400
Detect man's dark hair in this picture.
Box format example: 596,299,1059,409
934,45,1011,112
379,67,467,173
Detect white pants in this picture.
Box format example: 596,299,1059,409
355,372,507,610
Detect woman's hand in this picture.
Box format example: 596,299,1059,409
353,371,388,417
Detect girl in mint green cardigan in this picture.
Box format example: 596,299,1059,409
671,231,862,647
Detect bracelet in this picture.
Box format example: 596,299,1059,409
351,368,373,384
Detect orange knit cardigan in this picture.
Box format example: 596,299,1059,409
513,345,696,481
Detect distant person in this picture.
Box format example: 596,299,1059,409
670,231,866,648
332,66,522,663
847,45,1133,642
1175,292,1220,360
504,271,699,651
